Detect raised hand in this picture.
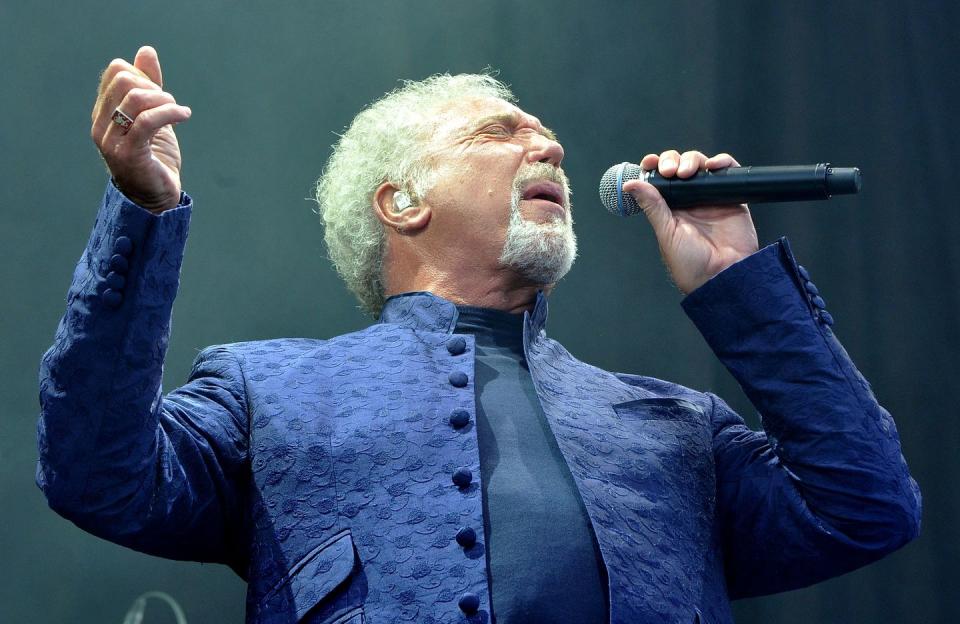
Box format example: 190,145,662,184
91,46,191,214
622,150,760,294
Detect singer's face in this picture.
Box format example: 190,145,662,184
418,97,574,282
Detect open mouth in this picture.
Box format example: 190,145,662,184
521,181,565,209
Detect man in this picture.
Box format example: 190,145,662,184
37,46,920,624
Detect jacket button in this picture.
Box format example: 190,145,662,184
804,281,819,296
446,336,467,355
108,254,129,273
458,592,480,614
811,295,827,310
448,371,468,388
114,236,133,256
449,409,470,429
452,467,473,488
798,264,811,280
105,271,126,290
819,310,835,326
455,526,477,548
102,289,123,308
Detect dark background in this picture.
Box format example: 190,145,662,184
1,1,956,622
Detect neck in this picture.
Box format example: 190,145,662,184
382,242,547,314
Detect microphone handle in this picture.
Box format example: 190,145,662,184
644,164,861,209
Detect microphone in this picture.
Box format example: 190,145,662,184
599,162,861,215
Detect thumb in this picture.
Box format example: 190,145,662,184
134,45,163,88
621,179,674,237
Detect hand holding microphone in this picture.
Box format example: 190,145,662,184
613,150,761,295
601,160,861,214
600,149,862,293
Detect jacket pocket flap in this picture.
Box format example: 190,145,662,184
613,397,705,424
262,528,358,621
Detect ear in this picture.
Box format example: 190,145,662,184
373,182,431,234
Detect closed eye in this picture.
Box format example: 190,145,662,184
482,124,511,136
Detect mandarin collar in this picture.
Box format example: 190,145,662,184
378,291,549,335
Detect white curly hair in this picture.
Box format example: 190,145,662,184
314,73,516,315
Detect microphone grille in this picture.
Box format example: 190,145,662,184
599,162,644,217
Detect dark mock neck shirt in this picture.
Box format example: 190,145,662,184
454,306,608,624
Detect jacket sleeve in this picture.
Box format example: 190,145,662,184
681,238,921,599
36,181,250,574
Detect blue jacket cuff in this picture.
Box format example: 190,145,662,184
108,178,192,215
681,237,835,339
78,180,193,316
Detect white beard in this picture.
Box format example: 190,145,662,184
498,163,578,285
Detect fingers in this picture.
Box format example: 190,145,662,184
97,59,144,99
95,59,154,116
640,153,659,171
656,149,682,176
96,88,189,145
705,152,740,169
93,67,161,134
92,75,169,141
134,45,163,88
624,149,741,239
92,45,164,127
123,102,191,144
642,150,740,178
621,177,673,236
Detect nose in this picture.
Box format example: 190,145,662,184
527,134,564,167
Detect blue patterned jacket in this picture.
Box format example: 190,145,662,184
37,184,921,624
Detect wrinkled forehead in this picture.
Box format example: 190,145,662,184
430,96,553,141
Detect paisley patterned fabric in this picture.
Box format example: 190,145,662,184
37,183,921,623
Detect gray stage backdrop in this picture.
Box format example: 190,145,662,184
1,1,957,622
